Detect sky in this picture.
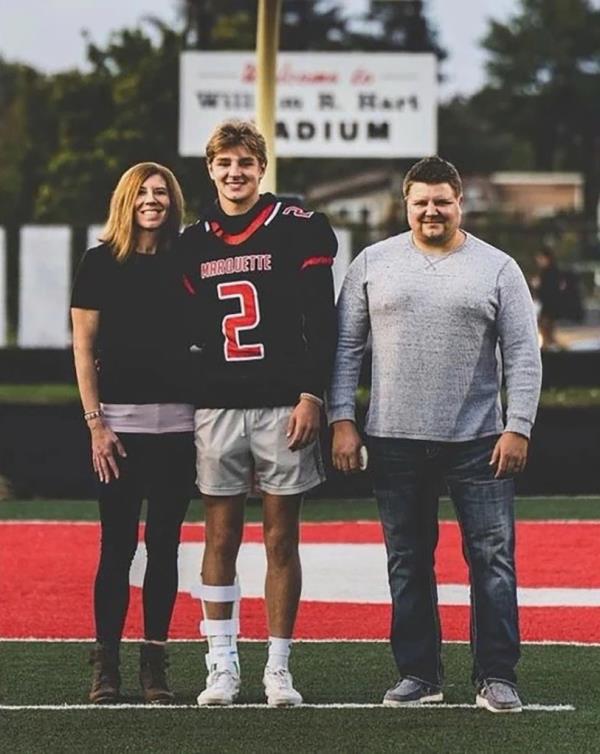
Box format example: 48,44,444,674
0,0,522,99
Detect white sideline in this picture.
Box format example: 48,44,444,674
0,703,575,712
2,638,600,647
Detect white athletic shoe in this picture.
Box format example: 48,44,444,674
196,667,241,706
263,666,303,707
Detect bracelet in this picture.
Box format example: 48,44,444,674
84,409,104,422
299,392,324,408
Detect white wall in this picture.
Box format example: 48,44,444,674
18,226,71,348
86,225,104,251
332,226,352,301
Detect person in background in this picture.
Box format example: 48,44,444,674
329,156,542,713
71,162,195,704
180,120,337,707
531,248,563,350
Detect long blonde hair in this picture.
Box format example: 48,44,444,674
100,162,184,262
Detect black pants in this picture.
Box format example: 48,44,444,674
95,432,195,643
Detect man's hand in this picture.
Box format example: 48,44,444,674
90,422,127,483
490,432,529,478
332,420,363,473
287,399,321,451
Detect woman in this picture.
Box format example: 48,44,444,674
71,163,195,704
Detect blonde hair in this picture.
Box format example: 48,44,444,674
205,120,268,168
100,162,184,262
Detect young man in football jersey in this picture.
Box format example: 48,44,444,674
180,120,337,707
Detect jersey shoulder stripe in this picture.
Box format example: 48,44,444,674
209,202,279,246
300,256,335,271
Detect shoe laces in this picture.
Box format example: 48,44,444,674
266,667,293,689
208,667,238,687
482,680,517,701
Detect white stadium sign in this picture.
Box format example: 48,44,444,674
179,51,437,158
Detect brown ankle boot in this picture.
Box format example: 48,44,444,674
140,643,175,704
89,642,120,704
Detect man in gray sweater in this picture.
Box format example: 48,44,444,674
329,156,542,713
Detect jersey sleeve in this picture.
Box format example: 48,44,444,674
70,246,108,310
296,211,338,399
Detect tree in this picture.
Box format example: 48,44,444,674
34,23,211,223
180,0,256,49
0,59,56,225
349,0,445,56
180,0,444,54
438,95,531,174
479,0,600,236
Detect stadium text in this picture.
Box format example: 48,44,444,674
276,120,389,142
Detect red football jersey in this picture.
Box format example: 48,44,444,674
180,193,338,408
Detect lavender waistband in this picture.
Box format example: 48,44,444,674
101,403,195,434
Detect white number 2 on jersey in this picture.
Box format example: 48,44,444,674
217,281,265,361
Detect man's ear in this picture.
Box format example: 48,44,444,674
207,160,214,181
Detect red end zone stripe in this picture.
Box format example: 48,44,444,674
1,522,600,641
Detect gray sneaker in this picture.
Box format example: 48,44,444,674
476,679,522,713
383,677,443,706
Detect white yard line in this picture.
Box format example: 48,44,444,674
1,638,599,647
151,542,600,606
0,702,575,712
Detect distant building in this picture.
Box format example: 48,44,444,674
307,170,585,226
306,169,401,228
487,173,583,221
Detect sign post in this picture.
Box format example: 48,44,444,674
255,0,282,192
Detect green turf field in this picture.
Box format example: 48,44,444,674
1,495,600,521
2,497,600,752
1,641,598,753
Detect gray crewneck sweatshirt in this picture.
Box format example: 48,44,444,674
328,231,542,441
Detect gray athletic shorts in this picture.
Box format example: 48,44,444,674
194,407,325,496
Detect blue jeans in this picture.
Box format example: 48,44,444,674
369,434,519,688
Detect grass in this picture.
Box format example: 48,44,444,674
2,384,600,407
0,383,79,404
1,496,599,522
538,386,600,407
1,641,599,753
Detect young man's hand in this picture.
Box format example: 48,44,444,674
287,399,321,451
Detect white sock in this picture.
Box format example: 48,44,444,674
207,634,238,671
267,636,292,671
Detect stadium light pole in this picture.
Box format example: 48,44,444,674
256,0,282,193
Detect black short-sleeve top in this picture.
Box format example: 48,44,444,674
71,243,193,405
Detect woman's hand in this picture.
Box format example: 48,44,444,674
89,421,127,483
